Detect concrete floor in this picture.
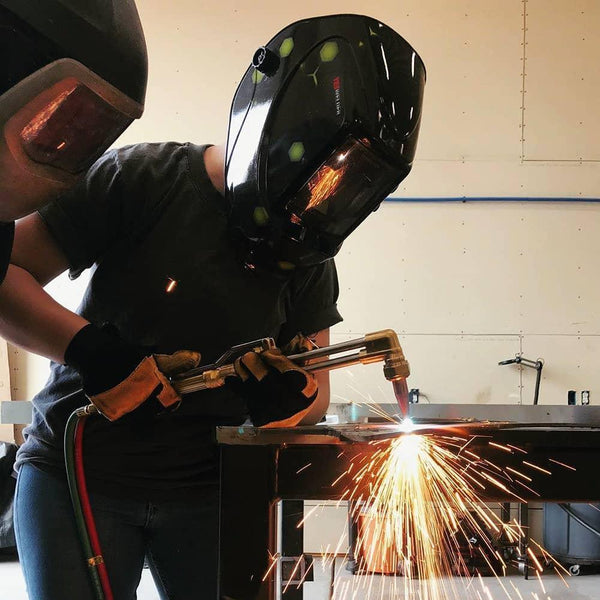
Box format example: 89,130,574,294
0,554,159,600
1,554,599,600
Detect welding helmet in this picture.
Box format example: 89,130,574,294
225,14,425,270
0,0,147,220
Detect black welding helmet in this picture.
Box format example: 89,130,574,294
225,14,425,270
0,0,147,220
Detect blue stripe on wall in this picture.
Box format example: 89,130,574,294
386,196,600,203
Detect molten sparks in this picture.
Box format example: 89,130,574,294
548,458,576,472
522,461,552,476
333,429,568,600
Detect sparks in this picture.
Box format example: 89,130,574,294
522,461,552,476
548,458,576,471
331,429,569,600
296,462,312,474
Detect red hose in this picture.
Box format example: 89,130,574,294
74,417,115,600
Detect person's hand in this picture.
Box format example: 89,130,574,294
226,348,318,428
64,323,200,421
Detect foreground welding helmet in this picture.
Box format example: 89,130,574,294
225,14,425,270
0,0,147,220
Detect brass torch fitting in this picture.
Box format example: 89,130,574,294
364,329,410,381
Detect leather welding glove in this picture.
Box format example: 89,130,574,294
64,323,201,421
282,333,316,355
227,348,318,428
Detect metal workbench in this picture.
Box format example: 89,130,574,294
216,405,600,600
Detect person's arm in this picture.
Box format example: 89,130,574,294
0,213,88,363
296,328,330,426
0,213,200,420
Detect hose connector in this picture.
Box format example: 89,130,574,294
75,403,99,418
364,329,411,381
383,353,410,382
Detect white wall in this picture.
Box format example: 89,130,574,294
9,0,600,412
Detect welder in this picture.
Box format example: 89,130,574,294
1,14,425,600
0,0,202,432
0,0,147,281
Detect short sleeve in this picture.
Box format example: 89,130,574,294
0,221,15,284
279,259,343,344
38,148,125,279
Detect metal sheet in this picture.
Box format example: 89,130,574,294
408,403,600,425
219,425,600,503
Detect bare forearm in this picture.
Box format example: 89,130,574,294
0,264,88,363
298,329,331,425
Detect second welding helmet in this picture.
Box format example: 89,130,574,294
225,14,425,270
0,0,148,220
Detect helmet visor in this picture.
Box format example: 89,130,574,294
18,78,131,174
286,136,406,239
2,59,143,181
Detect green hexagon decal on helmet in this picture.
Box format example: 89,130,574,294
288,142,305,162
253,206,269,226
279,38,294,58
320,41,339,62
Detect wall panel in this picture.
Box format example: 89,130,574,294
524,0,600,161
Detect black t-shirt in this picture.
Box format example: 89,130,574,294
0,221,14,284
15,142,342,500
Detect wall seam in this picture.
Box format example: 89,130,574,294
520,0,528,162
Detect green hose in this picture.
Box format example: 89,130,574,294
64,407,105,600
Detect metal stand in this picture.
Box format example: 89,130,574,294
280,500,313,600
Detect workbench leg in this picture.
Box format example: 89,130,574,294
519,503,529,580
219,446,277,600
280,500,305,600
345,502,358,574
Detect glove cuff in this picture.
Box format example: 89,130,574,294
90,355,180,421
64,323,149,395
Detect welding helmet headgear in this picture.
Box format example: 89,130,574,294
225,14,425,270
0,0,147,220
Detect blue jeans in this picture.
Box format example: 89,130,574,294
14,463,219,600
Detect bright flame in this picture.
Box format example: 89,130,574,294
398,417,415,434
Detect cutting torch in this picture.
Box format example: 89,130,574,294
171,328,411,416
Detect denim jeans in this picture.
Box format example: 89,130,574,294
14,463,219,600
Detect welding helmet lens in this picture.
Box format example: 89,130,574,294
16,77,132,174
2,61,141,182
286,136,403,239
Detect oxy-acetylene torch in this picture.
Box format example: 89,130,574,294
65,328,410,600
170,328,411,414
